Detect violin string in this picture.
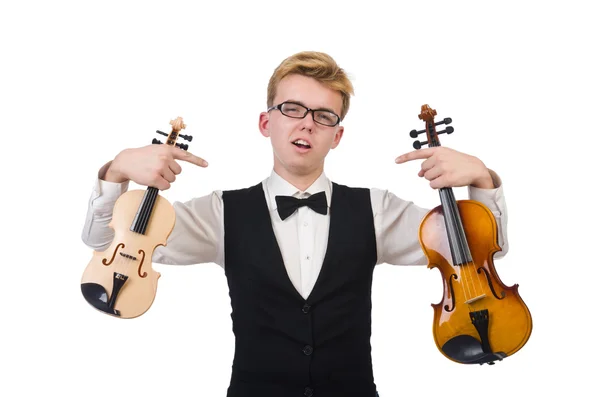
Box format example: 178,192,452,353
431,119,489,315
431,130,474,305
467,231,485,297
451,191,485,303
140,187,159,235
459,206,482,300
137,189,154,234
453,197,479,300
138,192,152,234
457,194,484,300
140,187,156,233
446,189,475,302
469,258,485,300
447,202,469,303
112,192,154,314
452,192,485,298
433,123,487,310
456,208,475,302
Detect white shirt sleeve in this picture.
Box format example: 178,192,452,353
81,161,224,267
372,169,509,266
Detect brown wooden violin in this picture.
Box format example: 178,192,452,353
410,105,532,364
80,117,192,318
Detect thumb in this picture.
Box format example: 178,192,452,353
171,146,208,167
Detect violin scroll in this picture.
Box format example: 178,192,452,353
153,116,193,149
409,105,453,149
170,116,186,132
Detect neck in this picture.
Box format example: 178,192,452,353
130,186,159,235
274,164,324,192
438,186,472,265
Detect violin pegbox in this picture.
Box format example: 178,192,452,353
152,116,193,151
409,104,453,149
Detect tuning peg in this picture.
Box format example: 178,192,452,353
437,126,454,135
152,138,163,145
411,119,451,137
413,140,428,150
435,117,452,126
157,128,193,142
410,128,426,138
176,143,189,151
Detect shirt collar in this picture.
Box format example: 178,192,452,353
266,169,332,213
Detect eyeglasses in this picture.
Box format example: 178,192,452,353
267,102,341,127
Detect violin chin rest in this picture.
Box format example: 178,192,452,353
442,335,507,365
81,283,120,316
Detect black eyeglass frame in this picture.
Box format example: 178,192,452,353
267,101,341,127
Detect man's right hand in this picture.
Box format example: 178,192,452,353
103,144,208,190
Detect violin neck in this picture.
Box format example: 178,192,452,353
439,187,473,266
130,186,159,235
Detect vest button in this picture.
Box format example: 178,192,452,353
302,304,311,314
303,345,313,355
304,387,314,397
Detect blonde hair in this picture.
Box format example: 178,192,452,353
267,51,354,121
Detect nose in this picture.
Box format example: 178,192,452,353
300,110,316,132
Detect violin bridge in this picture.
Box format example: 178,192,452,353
119,252,138,261
464,294,486,305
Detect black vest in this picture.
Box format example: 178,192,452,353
222,181,378,397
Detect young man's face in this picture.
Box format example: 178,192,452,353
259,74,344,179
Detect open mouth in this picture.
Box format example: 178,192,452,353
292,139,312,150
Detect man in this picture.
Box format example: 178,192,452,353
81,51,508,397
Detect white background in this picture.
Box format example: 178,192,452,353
1,0,598,396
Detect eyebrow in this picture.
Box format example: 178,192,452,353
285,99,339,116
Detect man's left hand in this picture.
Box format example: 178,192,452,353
395,147,494,189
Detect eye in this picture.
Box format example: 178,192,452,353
283,104,301,113
316,112,336,124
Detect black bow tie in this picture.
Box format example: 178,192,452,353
275,191,328,220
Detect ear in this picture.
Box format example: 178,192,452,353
259,112,270,137
330,126,344,149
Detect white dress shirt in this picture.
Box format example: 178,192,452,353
81,165,508,300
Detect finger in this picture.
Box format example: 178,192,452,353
171,147,209,167
151,175,171,191
420,157,436,174
418,158,436,176
395,147,436,164
423,166,443,181
430,175,448,189
169,160,183,175
161,167,176,183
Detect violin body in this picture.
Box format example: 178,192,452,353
81,190,175,318
421,200,532,364
81,116,190,319
409,105,532,364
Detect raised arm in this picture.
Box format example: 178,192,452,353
81,144,219,265
374,146,509,266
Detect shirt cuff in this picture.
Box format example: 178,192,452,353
91,161,129,209
467,169,503,213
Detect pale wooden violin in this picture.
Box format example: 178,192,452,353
81,117,192,318
410,105,532,364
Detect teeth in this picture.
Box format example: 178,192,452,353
294,139,310,146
